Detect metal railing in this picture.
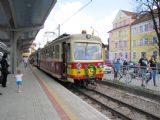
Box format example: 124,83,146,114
104,65,160,92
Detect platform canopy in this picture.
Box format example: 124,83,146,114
0,0,57,52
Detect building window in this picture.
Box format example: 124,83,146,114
119,41,122,48
153,36,158,44
144,38,148,45
140,52,146,58
153,51,158,57
140,26,143,32
119,31,122,39
133,52,136,59
132,27,137,35
119,22,122,27
148,22,153,30
133,40,136,47
115,42,118,48
116,23,117,28
124,41,127,47
116,32,118,39
140,39,143,46
144,24,149,32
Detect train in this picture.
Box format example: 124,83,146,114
30,33,104,86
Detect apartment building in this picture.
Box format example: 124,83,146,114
131,13,159,61
108,10,136,61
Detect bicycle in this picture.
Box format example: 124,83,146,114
113,67,123,81
123,66,151,85
123,65,134,84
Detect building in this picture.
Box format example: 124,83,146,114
108,10,136,61
131,12,159,61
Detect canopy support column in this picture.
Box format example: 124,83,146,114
10,32,21,74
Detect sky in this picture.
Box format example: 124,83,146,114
35,0,134,48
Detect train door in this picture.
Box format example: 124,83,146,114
62,42,71,79
62,42,67,79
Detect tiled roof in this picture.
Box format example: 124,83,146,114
121,10,137,17
132,9,158,25
108,24,130,33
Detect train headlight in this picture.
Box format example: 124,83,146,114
76,63,82,69
98,63,103,68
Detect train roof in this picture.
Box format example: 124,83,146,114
50,33,102,44
41,33,102,50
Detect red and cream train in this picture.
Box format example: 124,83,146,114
30,33,104,85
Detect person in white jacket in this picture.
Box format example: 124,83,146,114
15,69,23,93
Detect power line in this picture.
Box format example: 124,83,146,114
61,0,92,26
48,0,93,37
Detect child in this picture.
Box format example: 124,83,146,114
15,69,23,93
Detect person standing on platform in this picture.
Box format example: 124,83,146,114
15,69,23,93
123,59,128,75
138,54,149,87
23,57,28,70
146,55,158,86
113,58,122,80
0,53,9,87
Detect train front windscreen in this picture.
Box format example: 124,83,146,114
74,42,102,60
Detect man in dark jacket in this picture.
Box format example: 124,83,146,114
139,53,149,87
123,59,128,74
0,53,9,87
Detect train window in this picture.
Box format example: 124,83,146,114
74,42,102,60
49,47,51,57
55,45,59,59
45,49,46,57
52,46,54,58
47,48,50,57
42,51,44,58
47,49,49,57
52,46,54,52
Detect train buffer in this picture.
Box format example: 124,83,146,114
0,64,109,120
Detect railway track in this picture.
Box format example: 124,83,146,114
71,86,160,120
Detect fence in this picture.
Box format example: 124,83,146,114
103,65,160,93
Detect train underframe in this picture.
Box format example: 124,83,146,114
73,78,102,87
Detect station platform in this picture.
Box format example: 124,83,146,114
0,64,109,120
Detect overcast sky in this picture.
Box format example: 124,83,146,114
35,0,133,47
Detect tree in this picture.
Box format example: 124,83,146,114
134,0,160,55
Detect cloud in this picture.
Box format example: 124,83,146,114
35,1,118,47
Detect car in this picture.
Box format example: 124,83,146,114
128,61,139,66
103,64,112,73
127,61,139,74
105,59,112,67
